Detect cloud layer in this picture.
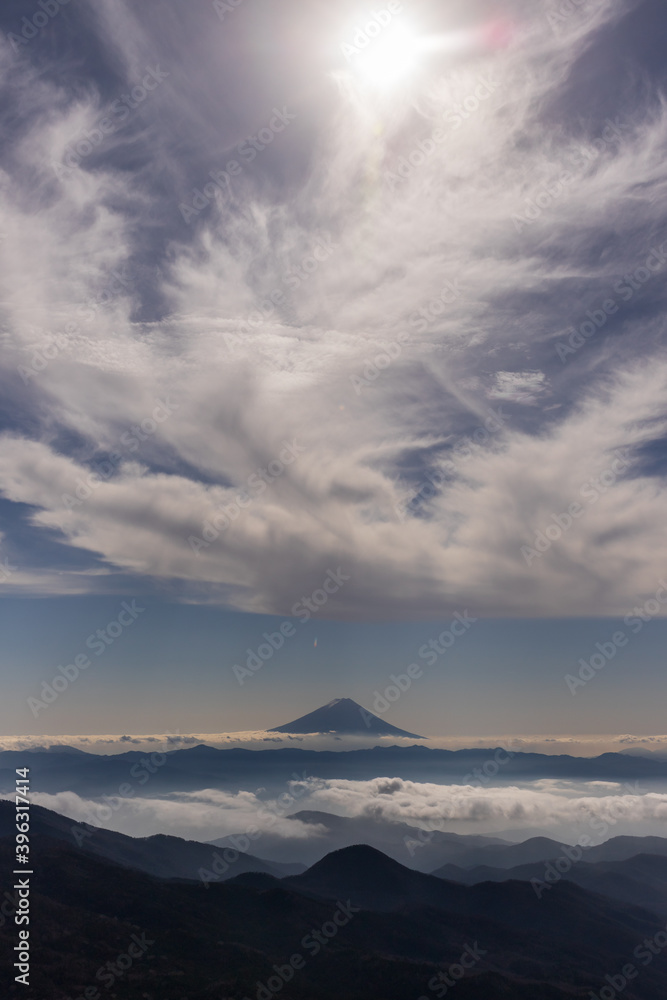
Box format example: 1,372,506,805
1,0,667,618
3,732,667,757
14,775,667,844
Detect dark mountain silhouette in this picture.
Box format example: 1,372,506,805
283,843,471,911
4,820,666,999
0,799,303,881
268,697,426,737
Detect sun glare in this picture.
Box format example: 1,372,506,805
338,11,513,93
339,10,423,91
354,24,420,89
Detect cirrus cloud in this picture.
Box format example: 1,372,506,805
0,0,666,620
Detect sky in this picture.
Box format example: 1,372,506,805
1,0,667,736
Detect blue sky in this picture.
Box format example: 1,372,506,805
2,595,667,735
1,0,667,735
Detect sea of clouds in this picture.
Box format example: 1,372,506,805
9,775,667,847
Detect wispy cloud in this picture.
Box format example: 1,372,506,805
1,0,667,619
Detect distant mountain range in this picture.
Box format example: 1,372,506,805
212,809,513,869
432,853,667,916
2,742,666,798
242,809,667,873
2,800,667,998
269,697,426,738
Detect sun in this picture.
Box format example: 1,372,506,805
339,13,422,91
354,24,421,89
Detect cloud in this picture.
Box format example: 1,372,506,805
3,731,667,756
12,775,667,844
0,0,667,618
488,371,549,405
15,787,324,843
288,775,667,831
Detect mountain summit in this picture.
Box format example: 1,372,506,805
268,697,425,738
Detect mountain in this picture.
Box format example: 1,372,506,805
284,843,470,911
268,697,426,737
0,799,304,881
3,817,667,999
428,833,667,871
432,852,667,916
220,810,667,874
2,744,667,798
425,835,578,870
222,809,512,870
585,834,667,863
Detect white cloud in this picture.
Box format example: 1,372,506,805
1,1,667,618
17,786,324,843
12,775,667,844
289,775,667,831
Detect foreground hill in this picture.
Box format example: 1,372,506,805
2,811,667,998
0,838,580,1000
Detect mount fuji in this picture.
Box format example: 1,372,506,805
268,697,426,738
